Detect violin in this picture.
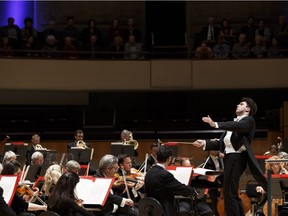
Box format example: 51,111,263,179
16,184,47,206
114,173,138,188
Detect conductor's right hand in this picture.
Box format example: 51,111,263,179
192,140,205,148
125,199,134,207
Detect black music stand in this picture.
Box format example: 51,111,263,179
111,143,134,157
24,165,41,182
4,143,28,165
139,197,164,216
67,148,93,164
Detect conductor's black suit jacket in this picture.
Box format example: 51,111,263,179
204,115,267,190
145,164,195,216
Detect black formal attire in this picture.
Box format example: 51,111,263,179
204,115,267,216
200,25,220,47
0,187,17,216
48,198,93,216
26,145,36,165
203,156,224,216
146,154,157,170
145,164,196,216
94,170,133,216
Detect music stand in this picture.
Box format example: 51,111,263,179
111,143,134,157
139,197,164,216
68,148,94,164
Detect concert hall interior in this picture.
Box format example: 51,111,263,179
1,1,288,216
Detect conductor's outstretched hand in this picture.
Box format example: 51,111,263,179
202,115,216,128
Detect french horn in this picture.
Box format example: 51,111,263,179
76,140,88,149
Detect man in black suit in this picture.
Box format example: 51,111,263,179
145,146,196,216
67,129,90,149
200,16,220,48
94,154,134,216
192,97,267,216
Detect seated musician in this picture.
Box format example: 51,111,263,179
93,154,134,216
1,160,47,215
114,154,144,216
179,157,214,216
64,160,81,174
0,186,17,216
146,143,158,170
120,129,139,167
27,134,41,165
43,164,63,199
265,155,288,174
31,151,44,166
3,150,17,163
67,129,90,149
144,146,198,216
202,150,224,216
48,171,93,216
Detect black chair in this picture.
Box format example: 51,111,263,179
138,197,164,216
245,180,261,214
279,180,288,202
39,211,60,216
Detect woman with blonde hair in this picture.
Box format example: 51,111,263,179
265,155,288,174
43,164,62,196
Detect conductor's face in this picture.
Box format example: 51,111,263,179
235,101,250,116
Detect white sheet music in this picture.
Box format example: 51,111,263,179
76,177,113,206
0,176,18,204
168,167,193,185
193,167,215,175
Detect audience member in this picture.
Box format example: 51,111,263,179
241,16,257,47
213,35,230,59
195,40,213,59
273,15,288,49
251,35,267,58
82,34,102,59
21,17,38,46
61,16,79,46
0,36,13,57
109,35,124,59
200,16,220,48
232,33,250,58
124,34,143,59
22,35,39,57
42,20,61,46
255,19,271,47
268,38,282,57
107,18,122,45
123,17,141,43
1,17,21,49
62,36,78,59
265,155,288,174
220,19,235,46
81,19,103,47
42,35,59,58
264,144,279,157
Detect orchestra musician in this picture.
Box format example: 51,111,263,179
120,130,139,168
48,171,94,216
67,129,90,149
27,133,41,165
93,154,134,216
202,150,224,216
64,160,81,175
3,150,17,163
43,164,63,198
31,151,44,166
114,154,144,216
192,97,267,216
1,160,47,215
0,186,17,216
146,143,158,170
144,146,197,216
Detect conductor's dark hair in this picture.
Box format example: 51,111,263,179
117,153,130,165
241,97,257,116
156,146,172,163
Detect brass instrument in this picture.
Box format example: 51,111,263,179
124,132,138,150
35,144,43,149
76,140,88,149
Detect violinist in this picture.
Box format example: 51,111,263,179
1,160,47,215
0,186,17,216
93,154,134,216
48,172,93,216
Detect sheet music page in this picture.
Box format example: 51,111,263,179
76,178,113,205
0,176,18,204
193,167,215,175
168,167,192,185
